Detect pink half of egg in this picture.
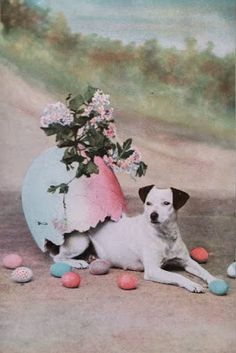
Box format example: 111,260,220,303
2,253,23,269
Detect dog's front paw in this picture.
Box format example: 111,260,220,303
206,276,218,284
55,259,89,269
184,281,205,293
70,260,89,269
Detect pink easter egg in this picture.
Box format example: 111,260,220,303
61,272,81,288
89,259,111,275
11,267,33,283
3,253,23,269
117,274,138,290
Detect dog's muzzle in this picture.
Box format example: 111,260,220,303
150,212,159,223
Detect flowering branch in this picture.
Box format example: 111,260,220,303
40,86,148,194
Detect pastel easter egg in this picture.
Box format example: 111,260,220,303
22,147,125,253
89,259,111,275
190,247,208,263
3,253,23,269
117,274,138,290
208,279,229,296
227,262,236,278
50,263,72,278
11,267,33,283
61,272,81,288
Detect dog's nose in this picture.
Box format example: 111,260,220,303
150,212,159,222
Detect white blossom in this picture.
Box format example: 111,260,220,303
40,102,73,128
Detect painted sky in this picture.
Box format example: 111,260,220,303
46,0,235,56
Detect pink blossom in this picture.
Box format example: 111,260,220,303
129,148,142,163
77,144,88,159
103,123,116,138
103,155,117,170
82,89,113,123
90,117,98,126
83,105,93,116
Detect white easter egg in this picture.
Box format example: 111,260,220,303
11,267,33,283
227,262,236,278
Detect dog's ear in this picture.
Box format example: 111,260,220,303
171,188,190,210
138,185,154,203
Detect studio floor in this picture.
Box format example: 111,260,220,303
0,191,235,353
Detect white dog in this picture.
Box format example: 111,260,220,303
52,185,217,293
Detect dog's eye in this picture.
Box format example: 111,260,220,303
163,201,170,206
146,201,152,206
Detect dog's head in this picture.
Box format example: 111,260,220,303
139,185,189,226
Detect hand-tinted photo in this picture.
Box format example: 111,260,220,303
0,1,235,353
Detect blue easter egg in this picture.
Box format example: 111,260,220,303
208,279,229,296
50,263,72,278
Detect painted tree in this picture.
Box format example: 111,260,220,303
0,0,49,35
46,12,77,50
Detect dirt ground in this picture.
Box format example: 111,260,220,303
0,62,236,353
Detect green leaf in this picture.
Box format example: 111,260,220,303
66,93,72,101
74,115,90,125
60,147,76,166
85,128,105,148
59,183,69,194
64,147,76,158
76,164,85,178
122,138,132,151
84,161,99,176
47,185,58,193
84,86,97,103
69,94,84,111
116,142,122,156
41,126,58,136
121,150,134,159
57,140,75,148
136,161,148,177
47,183,70,194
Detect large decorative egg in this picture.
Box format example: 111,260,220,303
3,253,23,269
11,267,33,283
22,147,126,251
89,259,111,275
